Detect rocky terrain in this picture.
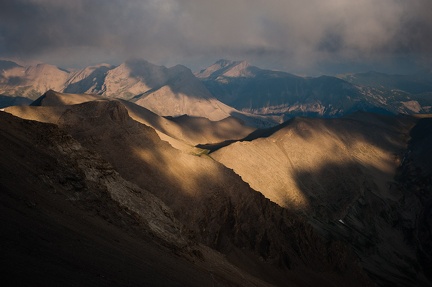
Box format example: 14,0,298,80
2,0,431,284
1,60,431,286
0,109,277,286
2,93,379,286
210,112,432,286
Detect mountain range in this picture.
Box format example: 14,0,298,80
1,58,432,123
197,60,432,119
1,58,432,286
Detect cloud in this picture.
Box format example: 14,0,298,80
1,0,431,73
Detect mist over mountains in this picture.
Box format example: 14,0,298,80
1,57,432,286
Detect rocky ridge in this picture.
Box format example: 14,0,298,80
210,112,432,286
2,97,374,286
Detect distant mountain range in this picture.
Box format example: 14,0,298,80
197,59,432,119
0,59,277,127
1,58,431,124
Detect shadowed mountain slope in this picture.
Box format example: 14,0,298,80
63,63,113,94
340,71,432,95
166,114,255,145
0,94,32,108
198,60,432,118
211,113,432,286
3,100,373,286
395,117,432,284
10,90,257,150
1,111,270,286
198,60,366,117
212,113,414,212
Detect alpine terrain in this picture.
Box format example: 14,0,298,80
0,59,431,286
197,60,432,119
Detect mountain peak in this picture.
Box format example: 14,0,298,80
214,59,244,67
221,60,252,77
196,59,254,79
169,64,191,74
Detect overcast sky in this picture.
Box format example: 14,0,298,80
1,0,431,75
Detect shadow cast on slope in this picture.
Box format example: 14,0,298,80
288,118,432,286
295,158,431,286
196,118,295,152
0,94,33,108
167,115,255,145
395,117,432,283
49,100,374,286
291,160,391,219
202,71,363,111
200,112,414,153
0,111,237,287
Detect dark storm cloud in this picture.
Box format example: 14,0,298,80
1,0,431,73
0,0,182,66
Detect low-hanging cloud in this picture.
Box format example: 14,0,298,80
1,0,431,74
